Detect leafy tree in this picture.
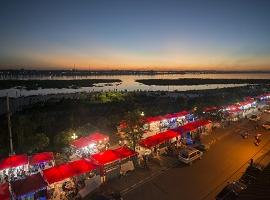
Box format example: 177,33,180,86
121,110,146,151
32,133,50,152
53,128,75,150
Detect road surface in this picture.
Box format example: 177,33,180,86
123,113,270,200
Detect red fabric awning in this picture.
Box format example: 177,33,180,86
146,116,165,123
68,159,96,175
11,173,47,197
71,132,109,149
0,154,28,171
91,150,120,166
146,111,189,123
139,130,179,148
178,120,211,133
113,146,137,159
91,146,137,166
43,159,96,184
29,152,54,165
0,183,10,200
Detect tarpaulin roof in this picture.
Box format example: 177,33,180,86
11,173,47,197
146,116,165,123
140,130,179,148
146,111,189,123
71,132,109,149
0,183,10,200
91,150,120,166
164,111,189,119
177,120,211,133
0,154,28,171
43,159,96,184
238,100,256,107
29,152,54,165
113,146,137,159
91,146,137,166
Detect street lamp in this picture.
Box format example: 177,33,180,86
71,133,78,140
141,111,145,116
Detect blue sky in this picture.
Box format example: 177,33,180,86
0,0,270,70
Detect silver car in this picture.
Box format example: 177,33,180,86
178,147,203,165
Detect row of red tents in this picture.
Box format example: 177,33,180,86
0,152,54,171
43,146,137,185
0,146,137,199
145,111,189,123
140,120,211,148
119,110,190,129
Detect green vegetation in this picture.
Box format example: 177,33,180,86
120,110,146,150
136,78,270,86
0,85,268,156
0,79,121,90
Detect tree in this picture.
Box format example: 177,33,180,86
53,128,75,150
121,110,146,151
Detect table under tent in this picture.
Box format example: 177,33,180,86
139,129,180,156
43,159,98,199
0,154,29,183
176,120,212,145
29,152,54,174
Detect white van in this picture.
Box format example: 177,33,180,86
178,147,203,165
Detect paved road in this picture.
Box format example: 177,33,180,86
123,113,270,200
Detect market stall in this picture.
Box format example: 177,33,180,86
11,173,47,200
0,183,10,200
43,159,97,199
176,120,212,145
71,132,109,157
90,146,137,181
29,152,54,174
0,154,28,183
43,159,96,185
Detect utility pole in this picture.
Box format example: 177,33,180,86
6,96,14,155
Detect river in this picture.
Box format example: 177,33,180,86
1,73,269,97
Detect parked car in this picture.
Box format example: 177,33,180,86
216,181,247,200
240,164,262,185
262,122,270,130
248,114,260,121
178,147,203,165
192,143,210,152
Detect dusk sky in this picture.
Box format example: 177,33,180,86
0,0,270,70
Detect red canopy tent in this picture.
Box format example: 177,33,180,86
0,183,10,200
71,132,109,149
139,130,179,148
178,120,211,133
91,150,121,166
113,146,137,160
29,152,54,165
11,173,47,198
146,116,165,123
0,154,28,171
43,159,96,184
91,147,137,166
164,111,189,119
68,159,97,175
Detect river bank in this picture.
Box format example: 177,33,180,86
0,79,122,90
136,78,270,86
